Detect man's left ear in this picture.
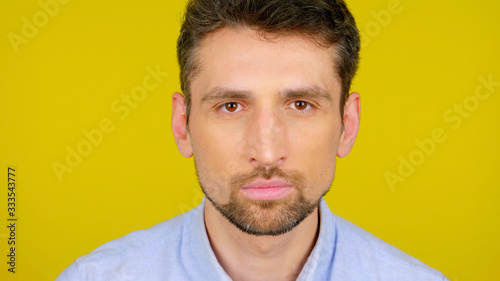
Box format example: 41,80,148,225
337,92,360,158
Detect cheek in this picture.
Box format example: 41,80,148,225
190,125,246,189
289,121,339,188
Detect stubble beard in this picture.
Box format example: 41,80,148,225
198,165,330,236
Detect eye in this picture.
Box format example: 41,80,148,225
222,102,241,113
291,100,310,110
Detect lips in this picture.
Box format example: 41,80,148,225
239,178,294,200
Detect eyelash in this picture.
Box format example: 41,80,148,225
218,102,244,113
217,100,314,114
288,100,313,111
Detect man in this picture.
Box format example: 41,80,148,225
57,0,449,280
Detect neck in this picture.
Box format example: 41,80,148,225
204,200,320,281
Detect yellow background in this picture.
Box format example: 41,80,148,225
1,0,499,280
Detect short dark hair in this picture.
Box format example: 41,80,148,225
177,0,360,123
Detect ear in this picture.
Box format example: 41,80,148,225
172,92,193,158
337,92,360,158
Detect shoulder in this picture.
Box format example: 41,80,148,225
332,213,448,280
56,208,198,281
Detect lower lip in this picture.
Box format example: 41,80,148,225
239,186,293,201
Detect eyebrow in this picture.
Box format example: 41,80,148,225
201,87,253,103
200,85,333,103
279,85,333,102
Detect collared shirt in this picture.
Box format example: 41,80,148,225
56,197,449,280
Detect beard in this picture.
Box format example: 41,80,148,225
197,164,330,236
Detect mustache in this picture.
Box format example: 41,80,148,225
229,165,305,188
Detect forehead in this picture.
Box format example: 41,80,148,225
191,27,340,101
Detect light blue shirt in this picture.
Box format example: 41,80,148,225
56,197,449,280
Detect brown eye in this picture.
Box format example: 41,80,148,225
224,102,239,112
294,101,308,110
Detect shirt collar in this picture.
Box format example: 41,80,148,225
297,197,337,280
191,197,336,280
191,197,232,280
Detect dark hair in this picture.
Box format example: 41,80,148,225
177,0,360,123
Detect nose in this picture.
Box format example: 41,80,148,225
246,107,288,167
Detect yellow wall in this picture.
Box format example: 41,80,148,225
1,0,499,280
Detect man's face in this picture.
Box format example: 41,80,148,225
172,27,359,236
